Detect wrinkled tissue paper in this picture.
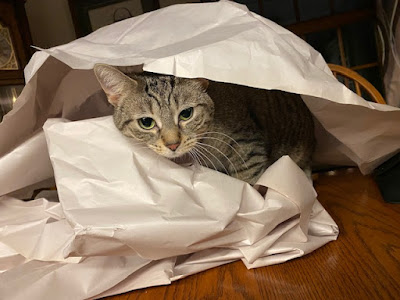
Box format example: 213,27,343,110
1,1,399,299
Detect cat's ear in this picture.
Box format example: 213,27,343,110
93,63,138,107
194,78,209,91
182,77,209,92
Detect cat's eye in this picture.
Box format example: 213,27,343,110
179,107,193,121
138,117,155,130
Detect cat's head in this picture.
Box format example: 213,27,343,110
94,64,214,159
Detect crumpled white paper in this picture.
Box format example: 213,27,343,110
41,116,337,261
0,1,399,299
0,139,338,299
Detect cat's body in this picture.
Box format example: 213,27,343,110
200,82,314,183
94,64,315,185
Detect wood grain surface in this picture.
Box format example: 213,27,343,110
104,168,400,299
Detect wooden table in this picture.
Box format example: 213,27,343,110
105,168,400,299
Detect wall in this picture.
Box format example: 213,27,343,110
25,0,76,48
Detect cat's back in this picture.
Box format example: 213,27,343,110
206,80,313,134
205,80,315,169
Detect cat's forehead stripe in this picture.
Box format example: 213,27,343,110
143,87,161,109
167,77,176,106
145,75,175,101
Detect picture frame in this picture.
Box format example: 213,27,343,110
0,0,33,86
68,0,161,38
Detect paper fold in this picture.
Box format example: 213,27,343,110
1,1,399,299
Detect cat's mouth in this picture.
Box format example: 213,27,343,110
171,153,193,166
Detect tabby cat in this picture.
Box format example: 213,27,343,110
94,64,315,185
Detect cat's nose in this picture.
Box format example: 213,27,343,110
166,142,180,151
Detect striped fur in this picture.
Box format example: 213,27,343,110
94,64,315,185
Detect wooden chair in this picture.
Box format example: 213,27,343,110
328,63,386,104
312,64,387,180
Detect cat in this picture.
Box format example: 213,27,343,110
94,64,315,185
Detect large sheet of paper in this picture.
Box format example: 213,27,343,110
0,1,399,299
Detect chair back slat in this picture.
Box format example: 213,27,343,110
328,63,386,104
355,81,362,96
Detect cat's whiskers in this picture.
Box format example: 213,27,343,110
196,141,239,178
193,147,228,187
193,150,207,168
192,147,219,174
131,139,146,144
189,149,204,170
147,145,159,152
196,131,248,170
193,148,211,171
187,151,198,166
195,143,230,176
196,131,242,148
131,144,152,151
129,139,151,151
196,136,248,170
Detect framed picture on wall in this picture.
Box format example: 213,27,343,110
68,0,161,38
88,0,144,31
0,0,33,86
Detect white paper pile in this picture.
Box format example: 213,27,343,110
0,1,399,299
